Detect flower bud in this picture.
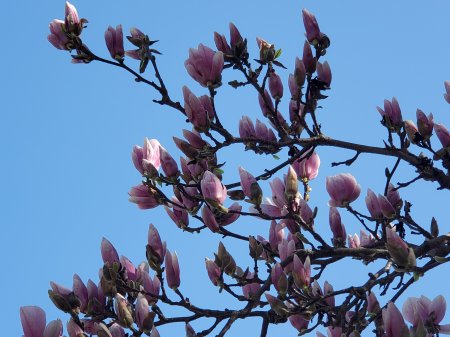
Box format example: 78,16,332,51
183,86,211,132
285,166,299,203
256,37,275,63
416,109,434,140
292,150,320,181
377,97,403,130
292,255,311,289
329,207,346,247
20,306,46,337
239,116,256,138
67,318,84,337
73,274,88,313
186,323,196,337
185,44,224,88
317,61,332,88
205,258,221,286
146,224,166,270
294,57,306,89
128,185,160,209
326,173,361,207
382,302,410,337
115,294,133,327
378,195,396,219
101,238,119,266
434,123,450,148
271,263,288,296
258,89,274,117
404,120,419,144
201,205,220,232
265,294,289,316
302,9,321,44
135,294,155,333
242,272,261,299
444,80,450,104
302,41,316,74
347,234,360,248
64,2,84,36
201,171,227,205
159,146,178,177
105,25,124,61
365,189,382,219
165,250,181,290
386,227,416,268
48,20,70,50
366,291,380,314
269,71,283,100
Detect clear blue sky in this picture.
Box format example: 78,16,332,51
3,1,450,336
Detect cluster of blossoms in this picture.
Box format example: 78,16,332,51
34,2,450,337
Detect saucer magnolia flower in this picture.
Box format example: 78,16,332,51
165,250,181,290
302,9,321,43
382,302,410,337
403,295,450,334
132,138,161,176
182,86,214,132
292,150,320,181
201,171,227,205
292,255,311,289
147,224,166,269
444,81,450,104
205,258,221,286
105,25,124,61
326,173,361,207
416,109,434,139
269,71,283,100
365,189,382,218
377,97,403,130
20,306,64,337
386,226,416,268
317,61,332,88
48,20,70,50
329,207,346,247
185,44,224,88
101,237,120,265
64,2,85,36
128,185,160,209
434,123,450,148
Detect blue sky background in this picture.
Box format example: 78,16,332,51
3,1,450,336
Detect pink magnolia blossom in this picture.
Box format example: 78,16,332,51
403,295,450,334
317,61,332,88
48,20,70,50
128,185,160,209
165,250,181,290
302,9,322,43
292,150,320,181
255,119,277,142
100,237,119,265
132,138,161,176
302,41,316,74
67,318,84,337
201,205,220,232
242,272,261,299
444,81,450,104
239,166,257,199
183,86,213,132
271,263,287,296
347,234,360,248
205,258,221,286
147,224,166,267
377,97,403,129
326,173,361,207
201,171,227,204
435,123,450,148
185,44,224,88
64,2,84,36
72,274,88,312
20,306,47,337
382,302,410,337
329,207,346,247
239,116,256,138
105,25,124,61
269,71,283,100
416,109,434,139
365,188,383,219
292,255,311,289
386,226,416,268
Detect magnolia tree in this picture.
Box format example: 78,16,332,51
20,2,450,337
